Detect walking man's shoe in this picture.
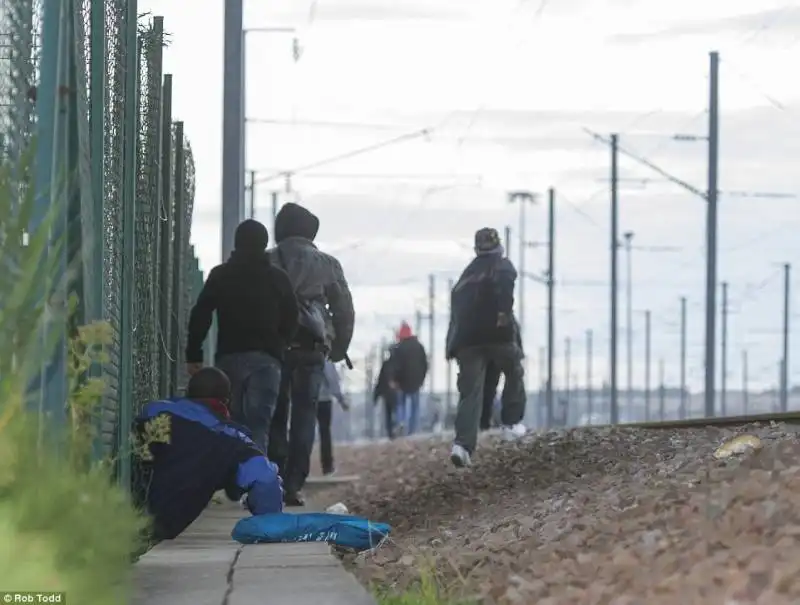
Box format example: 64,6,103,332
283,490,306,507
323,468,337,477
450,444,472,468
501,423,527,441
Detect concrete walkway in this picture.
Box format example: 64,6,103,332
133,499,376,605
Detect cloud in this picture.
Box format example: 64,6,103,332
608,6,800,44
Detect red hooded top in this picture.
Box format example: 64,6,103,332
396,321,413,341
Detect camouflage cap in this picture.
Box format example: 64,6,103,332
474,227,501,252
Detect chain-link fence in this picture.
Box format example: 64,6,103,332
0,0,205,490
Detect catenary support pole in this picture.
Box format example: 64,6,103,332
446,278,454,416
248,169,255,219
221,0,246,262
680,296,687,420
586,329,593,422
721,281,728,415
546,187,556,428
781,263,791,412
658,358,666,420
624,231,634,417
645,309,651,421
742,349,749,414
703,50,720,418
564,337,571,426
609,134,620,424
428,273,435,402
271,191,279,235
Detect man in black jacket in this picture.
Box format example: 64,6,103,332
266,202,355,506
445,228,527,468
185,219,298,453
387,321,428,436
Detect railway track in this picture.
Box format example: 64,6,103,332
605,409,800,431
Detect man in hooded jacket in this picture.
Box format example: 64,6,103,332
445,227,527,468
185,220,298,453
266,202,355,506
386,321,428,436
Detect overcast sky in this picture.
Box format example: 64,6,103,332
140,0,800,393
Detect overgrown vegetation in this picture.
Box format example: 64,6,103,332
0,157,145,602
374,566,475,605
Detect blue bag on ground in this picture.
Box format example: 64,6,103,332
231,512,391,551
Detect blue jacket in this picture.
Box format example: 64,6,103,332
445,251,518,359
134,398,283,540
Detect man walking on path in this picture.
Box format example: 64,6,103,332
387,321,428,436
133,367,284,540
267,202,355,506
185,219,298,453
445,227,527,468
316,360,349,476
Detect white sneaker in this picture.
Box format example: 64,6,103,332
502,423,527,441
450,444,472,468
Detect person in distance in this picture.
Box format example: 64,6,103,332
316,359,349,476
386,321,428,436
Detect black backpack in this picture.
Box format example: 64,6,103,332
275,246,327,348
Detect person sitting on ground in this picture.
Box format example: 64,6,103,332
316,360,349,476
133,367,284,541
445,227,527,468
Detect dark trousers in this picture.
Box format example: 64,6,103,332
215,351,282,453
380,395,395,439
455,343,526,454
480,362,502,430
267,349,325,494
317,399,334,473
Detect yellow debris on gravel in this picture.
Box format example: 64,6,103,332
713,434,763,459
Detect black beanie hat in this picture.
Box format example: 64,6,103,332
234,219,269,253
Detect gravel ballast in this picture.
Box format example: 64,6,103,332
314,423,800,604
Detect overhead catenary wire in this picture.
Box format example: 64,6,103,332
252,128,433,187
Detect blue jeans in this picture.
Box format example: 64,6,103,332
396,390,421,435
215,351,282,453
267,349,325,493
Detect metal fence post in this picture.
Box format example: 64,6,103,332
30,0,71,431
116,0,140,488
158,74,173,396
170,121,185,392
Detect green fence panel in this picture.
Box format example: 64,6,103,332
131,17,162,411
3,1,199,491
